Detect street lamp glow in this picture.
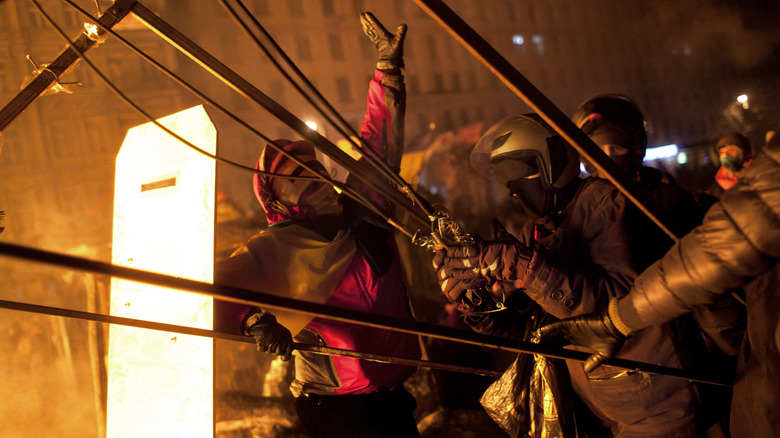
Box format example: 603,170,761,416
305,121,318,131
644,144,678,161
738,94,749,109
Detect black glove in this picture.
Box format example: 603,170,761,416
360,11,407,69
535,299,632,372
243,311,293,361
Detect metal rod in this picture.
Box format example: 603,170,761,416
129,2,431,231
411,0,684,241
0,0,136,132
219,0,436,219
0,298,501,377
0,241,732,386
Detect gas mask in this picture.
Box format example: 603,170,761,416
718,146,745,172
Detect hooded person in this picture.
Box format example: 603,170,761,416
714,132,753,191
215,12,421,438
433,114,713,437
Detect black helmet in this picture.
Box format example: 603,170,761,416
471,113,580,190
471,114,580,222
572,94,648,169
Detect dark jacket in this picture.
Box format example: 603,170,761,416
619,134,780,438
523,178,704,437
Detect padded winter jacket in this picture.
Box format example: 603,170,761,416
619,132,780,437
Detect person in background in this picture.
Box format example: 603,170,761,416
215,12,421,438
714,132,753,192
698,132,754,209
434,113,710,437
536,127,780,438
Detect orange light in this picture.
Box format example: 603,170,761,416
107,106,216,437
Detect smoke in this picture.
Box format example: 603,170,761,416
657,0,780,70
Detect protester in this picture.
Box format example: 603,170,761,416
536,127,780,438
433,113,711,437
698,132,754,209
572,93,703,236
714,132,754,191
575,95,746,360
214,12,421,438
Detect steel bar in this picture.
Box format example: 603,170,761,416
219,0,436,219
0,0,136,132
0,241,732,386
129,2,431,231
412,0,684,241
0,298,502,377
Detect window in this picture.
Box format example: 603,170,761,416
407,74,419,95
329,34,344,60
532,35,544,56
295,35,312,61
442,110,454,130
253,0,270,16
25,5,47,27
426,35,438,60
393,2,405,17
450,73,461,92
526,3,536,23
336,76,352,103
0,54,9,93
352,0,365,14
459,108,470,126
474,107,485,123
432,73,444,93
322,0,335,16
466,72,477,90
359,38,373,60
288,0,303,17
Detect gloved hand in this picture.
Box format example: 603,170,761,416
432,221,533,303
360,11,407,69
243,311,293,361
534,299,633,372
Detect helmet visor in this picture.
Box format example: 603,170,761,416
490,152,539,186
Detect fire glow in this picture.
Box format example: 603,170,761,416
107,106,216,437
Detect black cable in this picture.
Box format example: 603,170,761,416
220,0,436,218
49,0,391,223
55,0,329,184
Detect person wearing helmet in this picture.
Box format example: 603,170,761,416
434,114,710,437
215,13,421,437
575,95,746,365
572,94,704,237
536,127,780,438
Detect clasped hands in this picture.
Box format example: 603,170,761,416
431,221,533,305
430,221,632,372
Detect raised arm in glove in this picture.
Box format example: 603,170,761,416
360,11,407,70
